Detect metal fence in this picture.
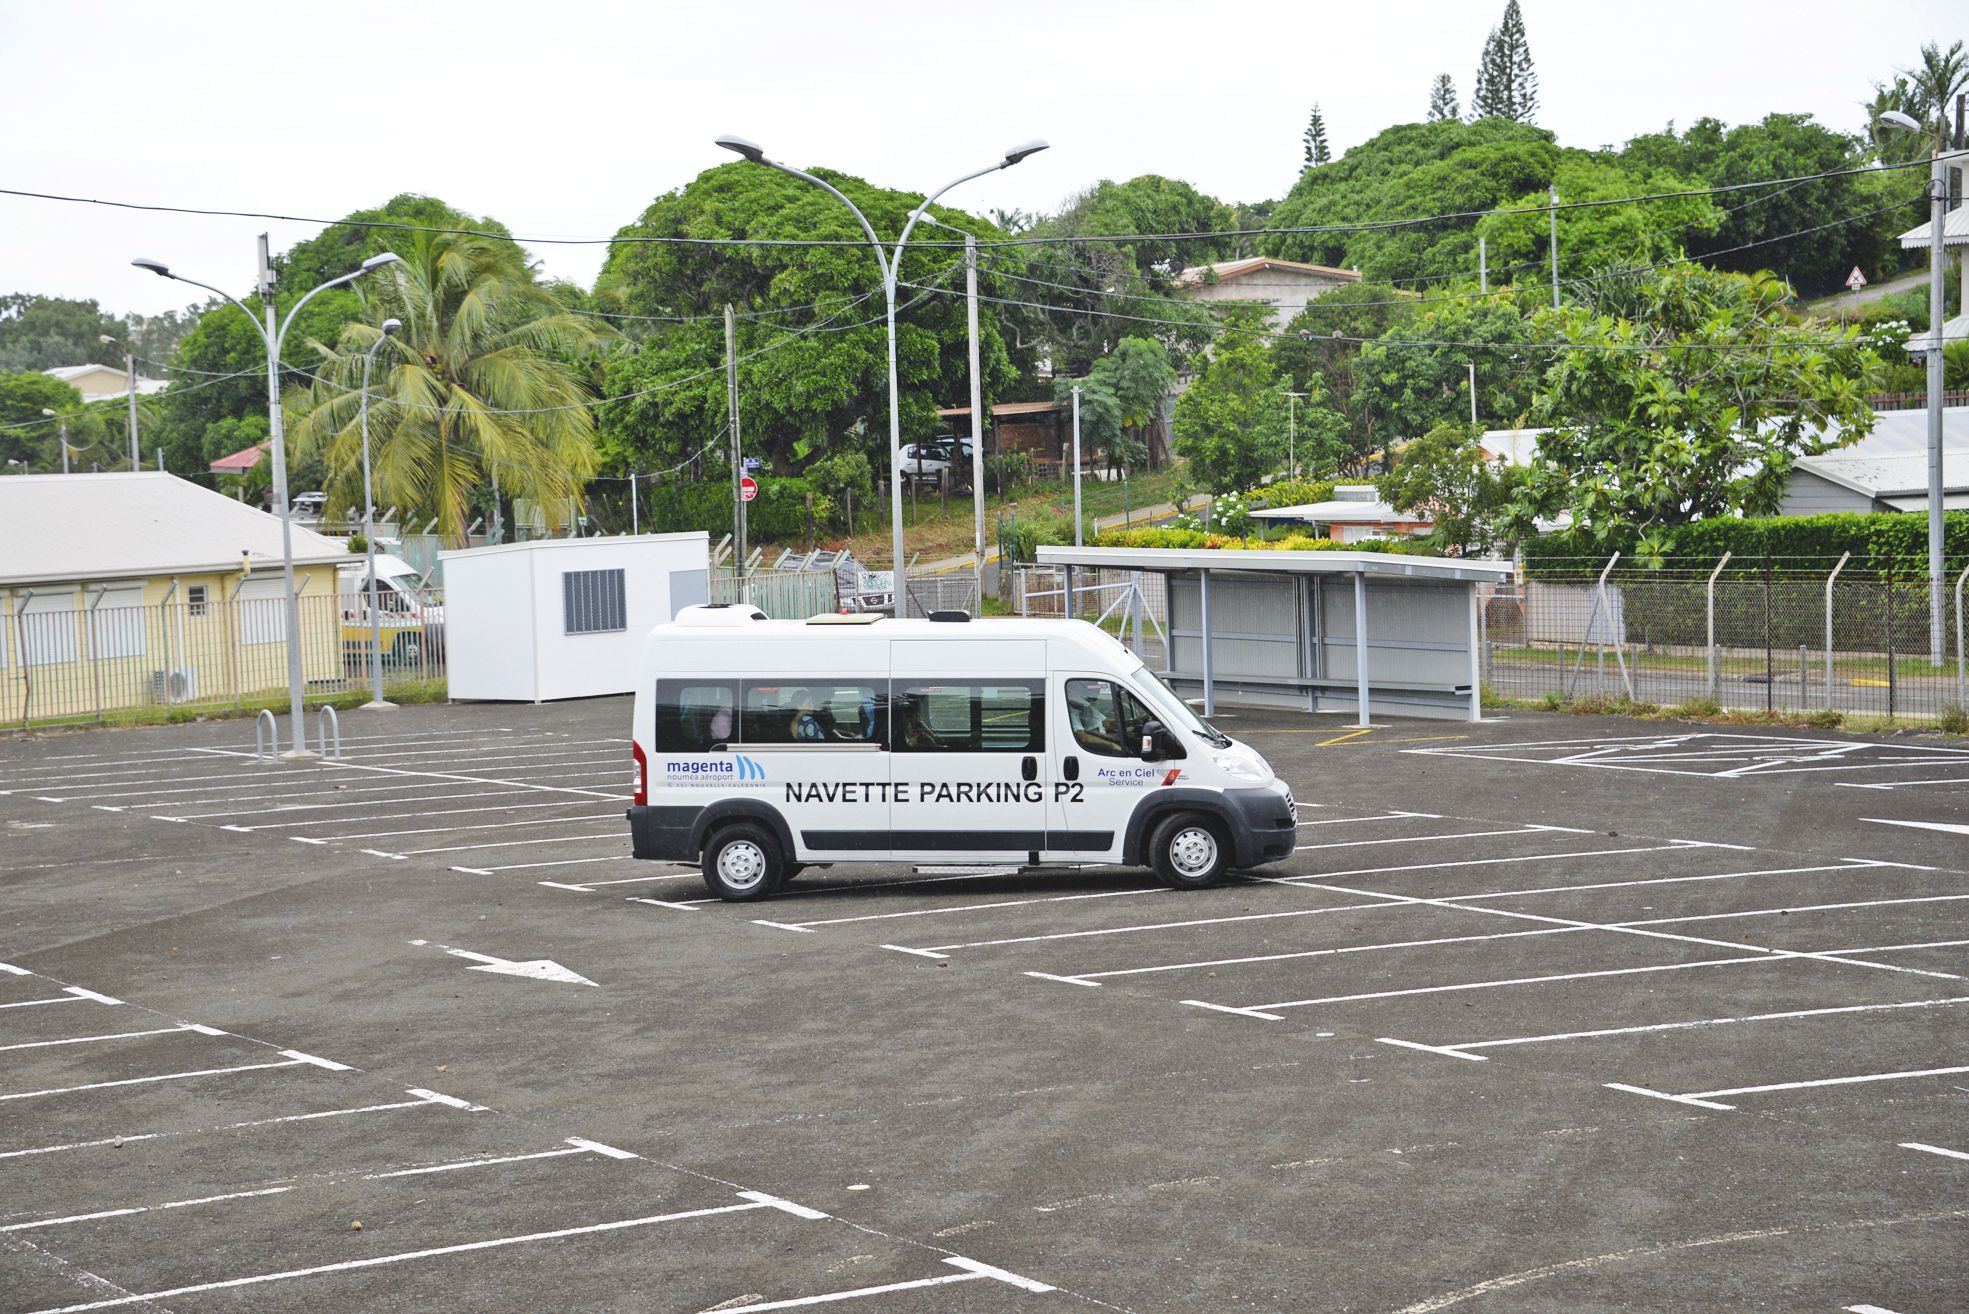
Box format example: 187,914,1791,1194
709,566,840,618
1,592,446,731
1015,565,1171,667
1486,560,1969,721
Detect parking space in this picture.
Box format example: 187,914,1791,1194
0,960,1058,1314
2,700,1964,1312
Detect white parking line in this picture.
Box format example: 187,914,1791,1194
308,813,622,842
0,1187,293,1233
1294,826,1561,853
1682,1064,1969,1105
0,1056,310,1102
1256,954,1782,1010
233,797,589,828
400,831,626,856
0,1024,199,1053
1064,925,1586,982
319,757,628,800
0,1091,458,1160
917,897,1402,953
783,884,1171,931
21,1197,776,1313
1396,996,1969,1058
1900,1142,1969,1162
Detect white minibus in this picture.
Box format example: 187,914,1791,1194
626,605,1297,900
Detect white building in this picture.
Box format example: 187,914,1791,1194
1174,257,1361,329
440,533,710,702
42,363,169,402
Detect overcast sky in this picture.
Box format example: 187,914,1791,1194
1,0,1958,318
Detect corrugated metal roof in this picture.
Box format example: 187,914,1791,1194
1037,544,1511,582
1898,205,1969,248
1251,498,1431,524
0,472,353,587
1175,257,1361,286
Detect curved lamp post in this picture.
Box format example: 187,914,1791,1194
134,243,400,757
360,317,403,710
713,134,1048,614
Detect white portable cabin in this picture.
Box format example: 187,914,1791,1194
440,532,710,702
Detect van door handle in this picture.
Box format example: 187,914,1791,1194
1021,755,1037,782
1063,755,1079,782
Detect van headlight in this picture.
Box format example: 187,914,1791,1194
1212,750,1271,785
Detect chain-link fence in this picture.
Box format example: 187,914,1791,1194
709,567,840,618
2,592,446,731
1487,559,1969,721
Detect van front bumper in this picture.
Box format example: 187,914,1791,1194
627,805,699,862
1223,782,1298,868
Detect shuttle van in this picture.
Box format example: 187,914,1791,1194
625,604,1297,901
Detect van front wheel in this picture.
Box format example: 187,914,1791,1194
1148,812,1230,889
701,823,783,902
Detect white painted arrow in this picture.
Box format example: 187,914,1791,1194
408,940,597,986
1863,818,1969,838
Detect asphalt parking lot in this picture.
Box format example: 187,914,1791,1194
2,700,1966,1312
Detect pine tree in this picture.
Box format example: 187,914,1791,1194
1427,74,1459,122
1302,103,1331,167
1470,1,1538,123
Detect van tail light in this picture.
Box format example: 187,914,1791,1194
632,741,648,806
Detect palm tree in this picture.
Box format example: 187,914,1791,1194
1901,38,1968,153
290,231,614,543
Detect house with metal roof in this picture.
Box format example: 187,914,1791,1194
1174,257,1362,329
1897,205,1968,354
1251,484,1434,542
41,362,169,402
1,472,352,722
1778,405,1969,515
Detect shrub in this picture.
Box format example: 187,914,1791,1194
1940,703,1969,735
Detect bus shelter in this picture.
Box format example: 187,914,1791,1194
1034,546,1514,724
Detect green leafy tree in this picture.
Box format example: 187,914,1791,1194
0,371,82,468
1055,373,1125,478
288,231,613,542
1474,154,1723,296
0,295,123,373
1507,267,1884,546
1622,114,1910,296
1353,296,1536,450
1263,119,1557,282
1471,0,1539,124
1427,75,1460,123
1272,282,1418,473
1092,336,1177,468
1172,308,1287,492
1379,420,1522,556
1303,104,1332,167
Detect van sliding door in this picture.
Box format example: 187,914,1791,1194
888,640,1047,863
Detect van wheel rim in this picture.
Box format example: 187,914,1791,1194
1169,827,1217,877
717,841,768,891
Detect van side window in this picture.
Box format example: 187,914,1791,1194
741,682,885,746
1065,679,1156,758
654,680,738,752
893,681,1043,753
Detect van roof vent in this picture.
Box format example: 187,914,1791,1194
927,610,971,623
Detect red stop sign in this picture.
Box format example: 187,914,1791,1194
740,476,758,502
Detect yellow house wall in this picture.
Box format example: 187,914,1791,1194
0,564,343,722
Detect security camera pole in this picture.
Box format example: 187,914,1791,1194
134,239,401,756
714,133,1049,615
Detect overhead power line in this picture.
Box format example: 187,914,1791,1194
0,157,1929,252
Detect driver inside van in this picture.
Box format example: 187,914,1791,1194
1068,683,1124,755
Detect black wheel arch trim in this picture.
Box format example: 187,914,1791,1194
1122,789,1233,866
691,799,795,861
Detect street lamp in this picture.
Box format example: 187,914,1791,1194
360,318,403,711
914,210,989,611
99,334,139,471
714,133,1049,614
134,240,401,757
1283,392,1309,481
1876,111,1969,664
39,409,73,475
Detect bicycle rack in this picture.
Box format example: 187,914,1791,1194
253,709,278,763
316,705,342,760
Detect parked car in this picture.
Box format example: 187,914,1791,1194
896,444,951,489
290,491,326,517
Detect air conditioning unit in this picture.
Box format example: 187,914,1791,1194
150,667,198,704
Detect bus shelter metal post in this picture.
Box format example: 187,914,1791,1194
1467,581,1481,722
1955,562,1968,712
1825,551,1849,712
1706,552,1731,703
1199,567,1214,718
1353,568,1370,727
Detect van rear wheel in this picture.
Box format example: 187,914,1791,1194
1148,812,1230,889
701,823,783,902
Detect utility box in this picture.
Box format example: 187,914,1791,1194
440,533,710,702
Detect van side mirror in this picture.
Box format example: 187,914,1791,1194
1139,719,1166,761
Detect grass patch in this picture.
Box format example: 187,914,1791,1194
15,679,448,737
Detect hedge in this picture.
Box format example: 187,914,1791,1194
1089,526,1422,554
643,475,827,543
1523,510,1969,580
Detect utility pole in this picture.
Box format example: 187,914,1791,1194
1467,361,1478,425
1921,147,1969,663
1548,185,1560,310
629,470,639,536
1071,384,1083,546
726,303,746,600
1284,391,1309,481
1478,234,1487,294
964,232,986,610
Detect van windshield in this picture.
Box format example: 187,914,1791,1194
1131,665,1229,748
